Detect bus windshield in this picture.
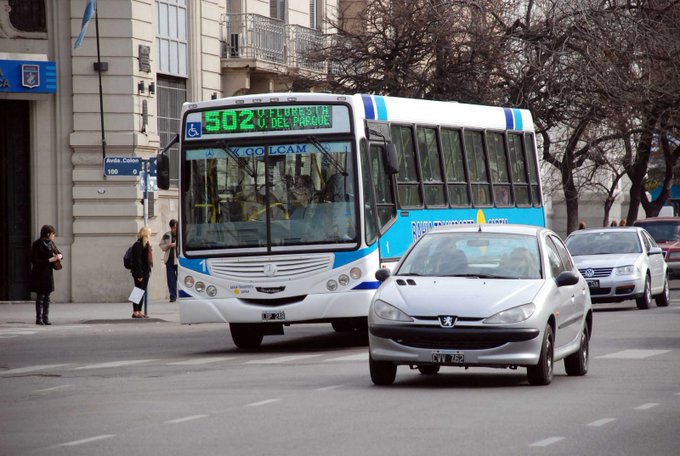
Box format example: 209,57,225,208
183,139,357,251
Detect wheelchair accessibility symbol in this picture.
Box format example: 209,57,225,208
186,122,202,139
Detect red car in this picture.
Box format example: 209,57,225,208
633,217,680,278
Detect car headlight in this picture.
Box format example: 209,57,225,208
615,265,636,275
372,299,413,322
483,303,536,324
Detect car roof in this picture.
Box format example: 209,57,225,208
634,217,680,223
568,226,643,236
428,223,550,236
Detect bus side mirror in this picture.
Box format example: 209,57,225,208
156,153,170,190
383,144,399,174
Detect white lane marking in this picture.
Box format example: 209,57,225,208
245,354,321,364
0,364,71,375
246,398,281,407
325,353,368,362
529,437,565,447
597,349,670,359
588,418,616,427
164,414,209,424
52,434,116,447
634,403,659,410
167,357,235,366
0,330,38,336
316,385,343,391
71,359,156,370
33,385,73,394
0,335,18,339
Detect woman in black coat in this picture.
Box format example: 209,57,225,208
130,226,153,318
30,225,62,325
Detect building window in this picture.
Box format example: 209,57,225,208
156,0,188,77
157,76,186,186
8,0,46,32
270,0,287,21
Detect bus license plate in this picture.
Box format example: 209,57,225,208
586,280,599,289
262,311,285,321
432,351,464,364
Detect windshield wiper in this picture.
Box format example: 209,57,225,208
307,136,347,176
217,140,256,178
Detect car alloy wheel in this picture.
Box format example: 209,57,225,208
636,276,651,310
565,325,589,376
527,325,554,386
655,275,670,307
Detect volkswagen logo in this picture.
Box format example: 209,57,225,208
584,268,595,278
263,263,278,277
439,316,457,328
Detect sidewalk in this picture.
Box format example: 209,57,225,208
0,300,180,325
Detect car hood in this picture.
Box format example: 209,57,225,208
375,277,544,318
571,253,641,268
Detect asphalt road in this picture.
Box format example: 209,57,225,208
1,291,679,456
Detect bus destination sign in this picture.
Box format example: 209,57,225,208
202,105,333,135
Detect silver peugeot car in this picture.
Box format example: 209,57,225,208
368,224,593,386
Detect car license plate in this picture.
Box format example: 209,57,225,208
432,351,465,364
262,311,285,321
586,279,599,288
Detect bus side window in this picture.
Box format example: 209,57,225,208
508,133,530,206
487,132,513,207
441,128,470,207
369,143,396,230
464,130,492,207
391,125,423,208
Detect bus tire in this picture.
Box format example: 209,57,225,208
229,323,264,349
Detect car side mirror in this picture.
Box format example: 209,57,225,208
156,153,170,190
556,270,580,287
375,268,391,282
649,246,663,256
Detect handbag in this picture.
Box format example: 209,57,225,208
51,242,63,270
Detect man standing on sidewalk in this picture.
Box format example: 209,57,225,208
159,219,178,302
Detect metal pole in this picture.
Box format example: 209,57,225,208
94,8,106,166
143,160,149,316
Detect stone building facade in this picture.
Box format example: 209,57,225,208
0,0,337,302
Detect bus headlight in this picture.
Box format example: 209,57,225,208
195,281,205,293
338,274,350,286
206,285,217,297
184,276,195,288
327,280,338,291
350,267,362,280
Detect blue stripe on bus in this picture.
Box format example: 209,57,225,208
333,244,378,268
512,109,523,130
352,281,381,290
503,108,514,130
374,95,388,120
179,290,192,298
362,94,375,120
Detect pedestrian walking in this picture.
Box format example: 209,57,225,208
29,225,63,325
159,219,178,302
130,226,153,318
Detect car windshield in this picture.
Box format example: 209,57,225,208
566,231,642,256
634,221,680,243
397,232,542,279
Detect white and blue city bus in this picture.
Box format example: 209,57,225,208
156,93,545,348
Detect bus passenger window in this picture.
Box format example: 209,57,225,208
464,131,491,207
391,125,423,207
487,132,513,207
417,127,445,207
441,128,470,207
508,133,530,206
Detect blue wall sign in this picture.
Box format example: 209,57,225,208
104,157,142,176
0,60,57,94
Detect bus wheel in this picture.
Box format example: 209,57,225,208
331,317,368,333
229,323,264,349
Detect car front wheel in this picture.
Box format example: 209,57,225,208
655,275,670,307
564,325,589,376
369,355,397,386
636,276,651,309
527,325,554,386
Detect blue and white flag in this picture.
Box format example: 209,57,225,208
73,0,97,49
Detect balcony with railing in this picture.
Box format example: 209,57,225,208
221,13,331,74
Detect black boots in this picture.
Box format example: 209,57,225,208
35,294,51,325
